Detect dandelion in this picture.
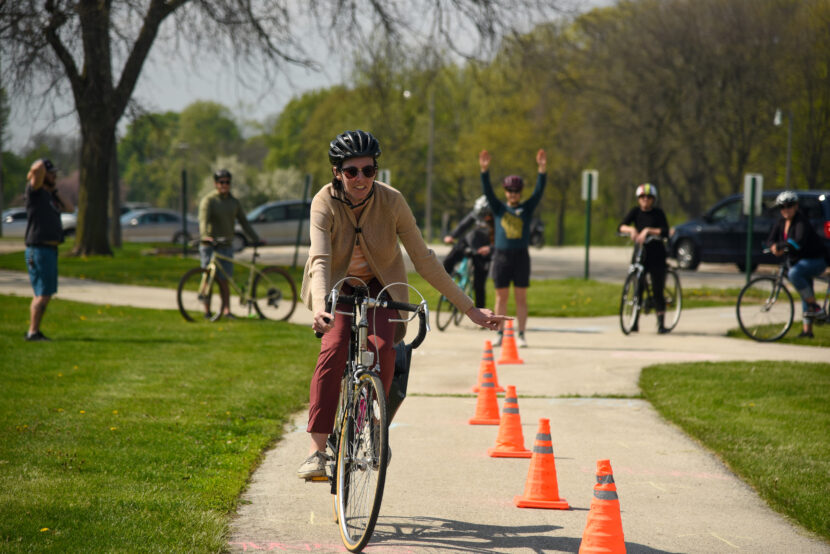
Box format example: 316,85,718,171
79,410,86,414
73,365,78,370
79,315,87,321
57,408,64,413
110,427,118,431
57,373,63,378
97,309,103,315
112,410,118,415
40,528,49,532
226,411,231,415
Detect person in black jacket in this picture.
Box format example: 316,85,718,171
442,196,494,309
768,190,828,338
23,158,73,341
618,183,671,334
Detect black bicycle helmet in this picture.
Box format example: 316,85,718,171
328,130,381,166
213,169,232,181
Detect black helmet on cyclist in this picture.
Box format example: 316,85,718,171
328,130,381,166
502,175,524,192
636,183,657,198
213,169,232,182
473,195,491,219
775,190,799,207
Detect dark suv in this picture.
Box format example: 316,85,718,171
668,190,830,271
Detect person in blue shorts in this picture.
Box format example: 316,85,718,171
24,158,73,341
479,148,547,347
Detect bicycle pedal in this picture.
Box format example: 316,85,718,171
306,475,330,483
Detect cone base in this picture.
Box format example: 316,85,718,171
513,495,570,510
488,448,532,458
473,385,506,393
497,359,524,365
469,418,500,425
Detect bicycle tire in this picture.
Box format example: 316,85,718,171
620,272,641,335
663,269,682,331
177,267,224,322
336,373,388,552
435,295,455,331
252,266,297,321
736,276,794,341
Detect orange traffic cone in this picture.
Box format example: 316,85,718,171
579,459,625,553
473,340,505,393
468,371,500,425
514,418,569,509
488,385,531,458
498,320,524,365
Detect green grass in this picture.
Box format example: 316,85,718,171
0,242,737,318
0,295,318,552
640,361,830,541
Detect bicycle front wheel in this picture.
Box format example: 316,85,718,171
435,295,456,331
619,273,641,335
177,268,224,322
336,373,388,552
252,266,297,321
663,269,682,331
737,276,794,341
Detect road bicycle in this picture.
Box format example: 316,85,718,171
311,277,428,552
435,248,474,331
736,252,829,341
176,240,297,322
619,235,682,334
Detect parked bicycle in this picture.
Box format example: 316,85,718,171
435,247,474,331
176,239,297,322
310,277,428,551
736,251,829,341
619,234,682,334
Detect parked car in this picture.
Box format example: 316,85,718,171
669,189,830,271
234,199,311,250
120,208,198,244
2,207,77,238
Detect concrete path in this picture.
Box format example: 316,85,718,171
1,243,827,553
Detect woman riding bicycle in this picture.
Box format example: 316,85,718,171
768,190,828,338
298,130,508,479
618,183,671,334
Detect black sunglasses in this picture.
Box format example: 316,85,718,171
217,180,231,185
340,164,376,179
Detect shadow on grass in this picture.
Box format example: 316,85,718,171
370,515,679,553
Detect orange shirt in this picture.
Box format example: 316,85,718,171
347,241,375,283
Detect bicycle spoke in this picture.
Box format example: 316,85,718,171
737,277,794,341
252,266,297,321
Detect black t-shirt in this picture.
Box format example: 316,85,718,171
25,185,64,246
619,206,669,264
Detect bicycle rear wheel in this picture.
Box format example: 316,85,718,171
619,272,641,335
252,266,297,321
737,276,794,341
435,295,456,331
177,268,224,322
336,373,388,552
452,278,473,326
663,269,682,331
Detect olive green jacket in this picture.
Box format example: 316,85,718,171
301,181,474,343
199,191,259,243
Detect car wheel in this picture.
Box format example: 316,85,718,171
675,238,700,270
232,233,247,252
736,260,758,273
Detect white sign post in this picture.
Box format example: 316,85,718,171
378,168,391,185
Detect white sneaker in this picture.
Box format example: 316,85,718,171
517,333,528,348
297,451,330,479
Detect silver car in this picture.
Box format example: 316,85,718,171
235,199,311,250
120,208,198,244
1,207,76,238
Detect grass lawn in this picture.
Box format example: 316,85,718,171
0,295,318,552
640,361,830,542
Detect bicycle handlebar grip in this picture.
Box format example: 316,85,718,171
410,311,427,349
385,300,421,312
314,297,334,339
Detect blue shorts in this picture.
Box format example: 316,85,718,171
25,246,58,297
199,244,234,279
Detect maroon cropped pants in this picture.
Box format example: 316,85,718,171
307,280,397,434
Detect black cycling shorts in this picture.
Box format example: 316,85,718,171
491,248,530,288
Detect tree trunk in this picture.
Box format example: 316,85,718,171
74,117,115,256
109,143,122,247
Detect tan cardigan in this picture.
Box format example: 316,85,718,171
301,181,474,343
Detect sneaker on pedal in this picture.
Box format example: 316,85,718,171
517,332,528,348
805,303,826,319
297,451,329,479
492,332,503,347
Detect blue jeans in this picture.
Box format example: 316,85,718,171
199,244,234,279
788,258,828,312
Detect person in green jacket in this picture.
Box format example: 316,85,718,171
198,169,261,319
